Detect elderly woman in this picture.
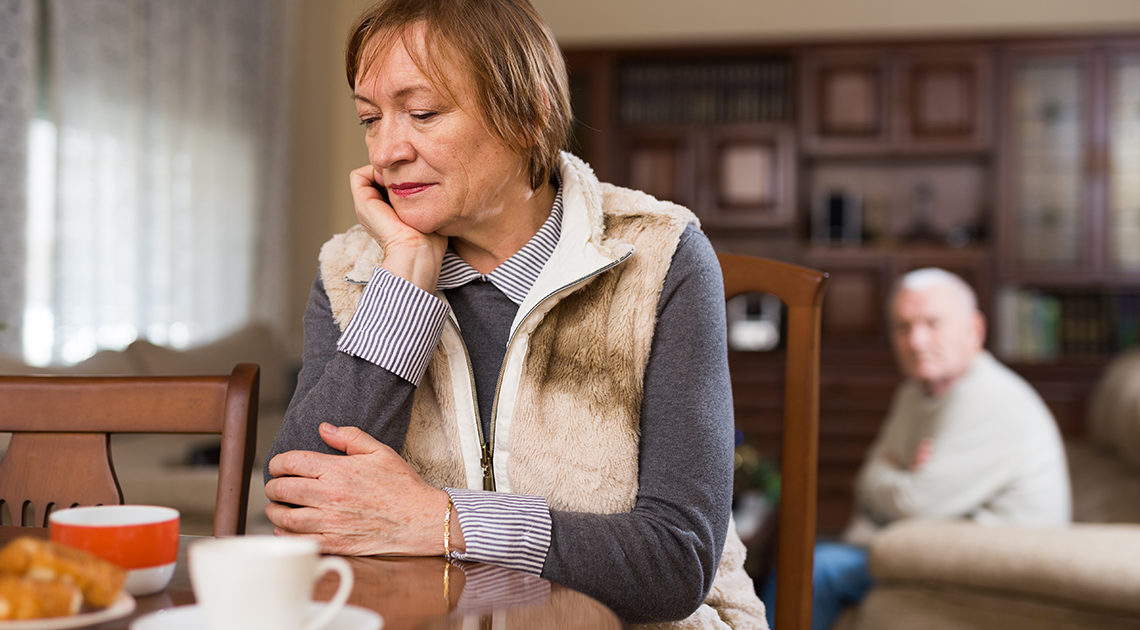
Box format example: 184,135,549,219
264,0,764,626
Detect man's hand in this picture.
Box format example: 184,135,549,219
350,165,446,293
265,422,450,557
911,437,933,470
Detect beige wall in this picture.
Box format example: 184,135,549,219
532,0,1140,45
286,0,370,344
285,0,1140,345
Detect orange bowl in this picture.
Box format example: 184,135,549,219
50,505,179,596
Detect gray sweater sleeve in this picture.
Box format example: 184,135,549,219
264,274,416,479
542,226,736,623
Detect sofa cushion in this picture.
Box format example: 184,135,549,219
126,323,293,407
855,584,1140,630
1066,441,1140,523
869,520,1140,616
1087,349,1140,468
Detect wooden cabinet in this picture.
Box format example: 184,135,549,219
567,53,798,229
998,39,1140,284
994,40,1140,364
800,45,994,154
620,123,796,228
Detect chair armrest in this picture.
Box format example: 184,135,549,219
869,520,1140,614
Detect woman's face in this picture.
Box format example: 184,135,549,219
353,25,531,238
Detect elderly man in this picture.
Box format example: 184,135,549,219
764,267,1071,630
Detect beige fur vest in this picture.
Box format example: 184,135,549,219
319,153,766,629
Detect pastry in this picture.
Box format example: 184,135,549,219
0,574,82,620
0,537,125,609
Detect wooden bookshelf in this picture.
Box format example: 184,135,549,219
565,33,1140,537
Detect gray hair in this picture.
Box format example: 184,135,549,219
889,267,978,314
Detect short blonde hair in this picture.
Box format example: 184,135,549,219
345,0,571,190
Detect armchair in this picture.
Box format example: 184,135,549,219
841,348,1140,630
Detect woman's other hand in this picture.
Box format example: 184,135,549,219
265,422,461,557
350,165,447,293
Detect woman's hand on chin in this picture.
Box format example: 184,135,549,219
350,165,447,293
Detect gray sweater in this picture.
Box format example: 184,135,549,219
267,224,736,624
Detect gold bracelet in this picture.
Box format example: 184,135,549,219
443,495,453,557
443,560,451,607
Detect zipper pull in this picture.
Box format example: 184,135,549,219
480,442,495,491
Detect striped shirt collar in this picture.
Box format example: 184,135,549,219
436,183,564,305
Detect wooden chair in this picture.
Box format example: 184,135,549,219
0,363,259,536
719,253,828,630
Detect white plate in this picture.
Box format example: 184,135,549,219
0,592,136,630
129,602,383,630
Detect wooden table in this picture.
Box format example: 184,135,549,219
0,527,622,629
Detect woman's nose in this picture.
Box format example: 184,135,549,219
369,121,415,168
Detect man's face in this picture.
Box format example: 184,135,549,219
889,285,985,396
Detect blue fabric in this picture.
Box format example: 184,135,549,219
761,541,873,630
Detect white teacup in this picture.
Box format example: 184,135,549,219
189,536,353,630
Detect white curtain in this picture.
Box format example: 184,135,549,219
0,0,36,357
17,0,294,364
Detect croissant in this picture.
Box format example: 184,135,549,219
0,537,125,609
0,574,82,620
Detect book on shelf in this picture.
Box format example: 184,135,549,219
995,288,1138,363
617,57,792,126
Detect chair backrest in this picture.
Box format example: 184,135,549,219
0,363,259,536
719,253,828,630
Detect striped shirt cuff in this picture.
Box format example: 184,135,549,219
453,560,551,613
445,487,552,575
336,267,448,386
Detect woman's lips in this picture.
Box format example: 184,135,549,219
387,183,433,198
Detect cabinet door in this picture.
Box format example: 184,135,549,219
1000,47,1096,278
700,125,796,228
1107,48,1140,274
897,47,993,152
803,249,892,343
565,51,618,182
618,127,697,209
799,48,891,153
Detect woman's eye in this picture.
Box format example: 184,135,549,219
412,111,437,121
358,115,380,128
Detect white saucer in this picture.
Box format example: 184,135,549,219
129,602,382,630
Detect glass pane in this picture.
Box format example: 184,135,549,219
1109,55,1140,271
1011,58,1085,268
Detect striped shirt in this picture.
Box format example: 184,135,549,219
452,557,551,612
335,185,563,575
436,192,563,304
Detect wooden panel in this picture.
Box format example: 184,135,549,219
800,48,891,152
801,44,993,153
820,67,883,136
620,127,696,207
702,124,796,228
803,250,891,341
898,47,994,151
